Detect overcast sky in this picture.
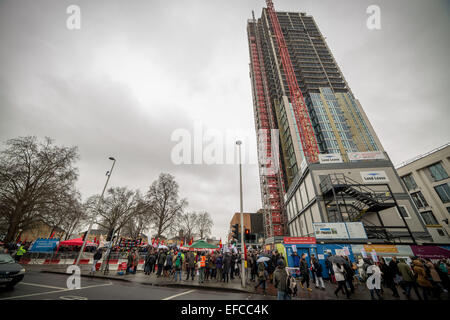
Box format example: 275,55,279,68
1,0,449,242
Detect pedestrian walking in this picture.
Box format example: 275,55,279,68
311,256,325,290
380,257,399,298
299,253,312,292
412,259,432,300
424,259,443,299
325,253,336,283
91,248,102,274
291,251,300,279
334,262,350,299
343,256,355,294
273,260,291,300
366,261,383,300
397,258,422,300
14,245,26,262
254,262,268,295
357,256,366,282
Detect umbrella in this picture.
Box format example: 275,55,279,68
327,255,346,264
158,245,168,249
257,256,270,263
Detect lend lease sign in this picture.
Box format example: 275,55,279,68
360,171,389,183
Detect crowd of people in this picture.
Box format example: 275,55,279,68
2,240,449,301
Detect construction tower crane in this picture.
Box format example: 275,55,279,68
265,0,319,164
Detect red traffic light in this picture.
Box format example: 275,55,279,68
245,229,250,234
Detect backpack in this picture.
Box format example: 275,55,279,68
175,256,181,268
285,270,296,295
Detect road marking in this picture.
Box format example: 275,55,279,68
18,282,66,290
0,281,113,300
0,288,70,300
162,289,196,300
60,295,88,300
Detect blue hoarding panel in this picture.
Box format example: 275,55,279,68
29,238,60,252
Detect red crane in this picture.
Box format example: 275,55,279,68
265,0,319,164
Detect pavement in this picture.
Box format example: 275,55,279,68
16,264,449,300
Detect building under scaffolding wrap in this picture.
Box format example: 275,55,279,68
247,1,434,245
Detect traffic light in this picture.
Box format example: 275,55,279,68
231,224,239,240
244,229,250,241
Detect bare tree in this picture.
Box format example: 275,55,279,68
85,187,142,240
174,211,198,242
0,136,79,242
197,211,213,240
121,195,152,240
146,173,187,239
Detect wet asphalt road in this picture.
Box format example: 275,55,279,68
0,269,272,300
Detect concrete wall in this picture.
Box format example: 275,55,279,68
397,145,450,243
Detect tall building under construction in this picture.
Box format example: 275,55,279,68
247,1,433,245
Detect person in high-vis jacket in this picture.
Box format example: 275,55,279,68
198,252,206,283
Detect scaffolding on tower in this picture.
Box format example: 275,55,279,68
248,11,286,238
265,0,319,164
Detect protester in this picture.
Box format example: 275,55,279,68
144,250,156,275
216,253,223,282
223,252,231,283
436,260,449,292
380,257,399,298
366,260,383,300
91,248,102,274
14,245,26,262
424,258,443,299
291,251,300,279
198,251,206,283
299,253,312,292
343,256,355,294
164,250,174,277
173,252,183,282
397,258,422,300
357,256,366,282
210,252,217,280
311,256,325,290
333,261,350,299
325,253,335,283
273,260,291,300
185,251,196,281
254,261,268,295
156,249,166,277
412,259,432,300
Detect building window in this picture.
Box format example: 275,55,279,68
410,191,428,209
396,206,411,219
420,210,438,225
401,174,417,191
428,162,448,182
434,183,450,203
437,229,445,237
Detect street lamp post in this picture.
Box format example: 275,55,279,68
236,140,246,288
75,157,116,266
